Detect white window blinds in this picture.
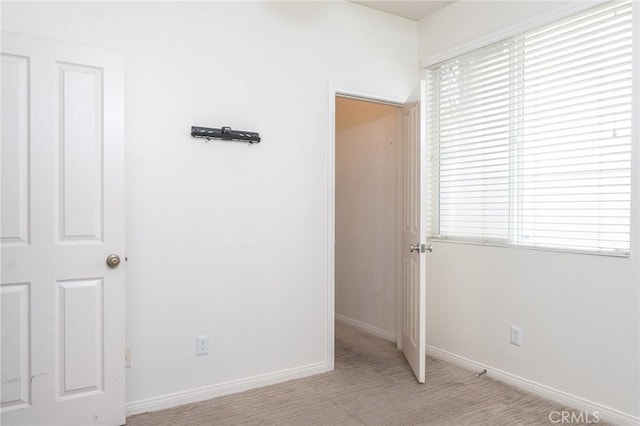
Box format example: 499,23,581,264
426,0,633,256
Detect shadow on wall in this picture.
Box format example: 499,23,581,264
336,97,399,132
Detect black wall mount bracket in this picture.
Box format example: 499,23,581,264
191,126,261,144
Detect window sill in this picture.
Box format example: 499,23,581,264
427,237,630,258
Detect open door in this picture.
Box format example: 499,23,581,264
1,33,125,424
400,81,428,383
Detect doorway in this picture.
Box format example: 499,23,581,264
334,95,402,361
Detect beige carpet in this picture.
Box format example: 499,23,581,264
127,323,606,425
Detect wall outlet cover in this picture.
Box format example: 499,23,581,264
196,335,209,356
510,325,522,346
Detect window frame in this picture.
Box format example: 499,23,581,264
421,0,637,258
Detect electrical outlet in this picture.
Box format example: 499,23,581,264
125,348,132,368
196,335,209,356
510,325,522,346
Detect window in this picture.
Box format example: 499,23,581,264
426,0,633,256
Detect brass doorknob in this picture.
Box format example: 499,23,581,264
106,254,121,268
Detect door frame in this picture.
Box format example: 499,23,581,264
326,85,405,371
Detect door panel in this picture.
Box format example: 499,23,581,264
1,54,30,246
57,278,104,397
0,283,30,410
1,32,125,425
401,81,427,383
58,63,105,242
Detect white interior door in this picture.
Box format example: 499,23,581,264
1,32,125,425
400,81,427,383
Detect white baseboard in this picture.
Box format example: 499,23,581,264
426,345,640,426
335,313,396,342
126,361,327,417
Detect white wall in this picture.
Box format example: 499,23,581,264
1,1,417,407
335,97,399,338
5,0,638,420
419,2,640,420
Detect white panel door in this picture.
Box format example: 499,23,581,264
1,32,125,425
400,81,427,383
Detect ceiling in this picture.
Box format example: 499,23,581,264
352,1,455,21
